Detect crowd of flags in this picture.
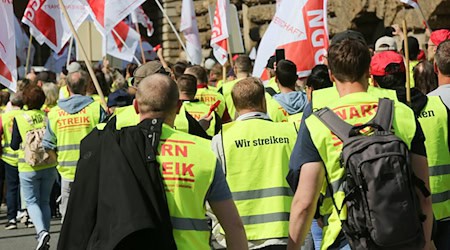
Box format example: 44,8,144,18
0,0,430,92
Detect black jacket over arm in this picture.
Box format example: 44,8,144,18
58,119,177,250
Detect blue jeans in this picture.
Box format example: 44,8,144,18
435,220,450,250
19,167,57,235
311,219,323,250
4,162,20,221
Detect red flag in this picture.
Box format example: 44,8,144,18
131,6,154,37
0,1,17,91
210,0,229,66
253,0,329,78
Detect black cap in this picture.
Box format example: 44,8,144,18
107,89,133,108
266,56,276,69
331,30,367,45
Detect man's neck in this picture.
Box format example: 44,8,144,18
335,78,368,98
140,113,175,127
236,73,249,79
438,74,450,87
279,85,295,94
179,93,195,101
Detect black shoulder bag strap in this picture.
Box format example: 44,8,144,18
145,118,164,164
265,87,277,97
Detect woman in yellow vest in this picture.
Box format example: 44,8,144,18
10,86,57,250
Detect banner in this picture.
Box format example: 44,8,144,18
105,22,140,62
181,0,202,65
131,6,154,37
0,0,17,92
22,0,88,53
253,0,329,78
210,0,229,65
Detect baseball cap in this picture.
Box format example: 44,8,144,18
375,36,397,52
133,61,167,85
107,89,133,108
430,29,450,46
266,56,276,69
331,30,367,45
67,62,81,73
370,51,405,76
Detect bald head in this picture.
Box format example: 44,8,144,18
136,74,179,118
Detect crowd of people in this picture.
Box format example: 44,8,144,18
0,27,449,250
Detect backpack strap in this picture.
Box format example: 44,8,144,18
145,118,164,163
369,98,394,132
265,87,277,97
314,108,354,142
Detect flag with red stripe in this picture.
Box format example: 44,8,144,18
210,0,229,66
0,1,17,92
400,0,419,8
131,6,154,37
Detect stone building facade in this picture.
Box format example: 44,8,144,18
160,0,450,63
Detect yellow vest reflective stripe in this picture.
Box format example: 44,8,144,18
222,119,296,240
266,77,280,93
417,96,450,220
174,102,217,137
114,105,140,129
195,88,226,117
156,124,216,250
15,110,55,172
1,110,22,166
48,102,101,180
312,85,398,111
305,92,416,249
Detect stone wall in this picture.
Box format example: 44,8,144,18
161,0,450,63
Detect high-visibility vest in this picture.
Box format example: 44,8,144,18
266,77,280,93
222,119,296,240
156,124,216,250
1,109,22,166
312,85,398,111
174,101,217,136
266,93,290,122
195,87,226,117
15,110,56,172
222,78,241,120
288,112,303,131
48,102,101,180
114,105,140,129
305,92,416,249
409,60,419,89
417,96,450,221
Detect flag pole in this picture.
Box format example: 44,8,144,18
57,0,107,110
134,23,146,64
402,20,411,106
111,28,142,66
227,38,234,69
25,35,33,75
154,0,192,61
416,4,431,31
66,36,74,68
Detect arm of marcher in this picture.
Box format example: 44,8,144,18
410,153,433,250
209,199,248,250
287,161,324,250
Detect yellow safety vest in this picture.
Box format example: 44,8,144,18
222,119,296,240
312,85,398,111
305,92,416,249
1,110,23,166
15,110,56,172
409,60,419,89
288,112,303,132
59,86,70,100
156,124,216,250
174,101,217,137
48,102,101,180
417,96,450,220
266,77,280,93
195,87,226,118
114,105,140,130
266,93,290,122
222,79,241,120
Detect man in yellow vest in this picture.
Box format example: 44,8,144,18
371,49,450,250
1,93,24,230
272,60,308,126
43,70,106,219
134,74,247,249
184,65,228,120
211,77,298,249
287,39,433,250
174,74,221,137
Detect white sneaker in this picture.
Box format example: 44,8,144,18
36,231,50,250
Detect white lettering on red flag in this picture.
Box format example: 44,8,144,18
210,0,229,65
181,0,202,65
253,0,329,78
0,0,17,92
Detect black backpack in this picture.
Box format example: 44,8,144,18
314,98,429,250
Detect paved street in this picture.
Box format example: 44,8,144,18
0,205,61,250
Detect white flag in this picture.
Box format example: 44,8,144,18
14,17,35,67
0,1,17,92
131,6,154,37
22,0,89,53
181,0,202,65
210,0,229,65
105,22,140,62
400,0,419,8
